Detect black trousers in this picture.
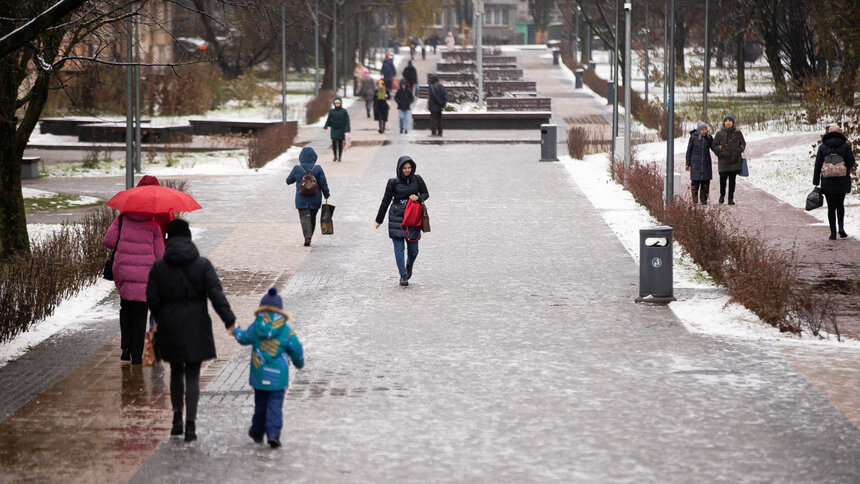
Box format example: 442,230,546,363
824,192,846,234
719,171,739,200
170,362,201,421
331,139,343,160
691,180,710,204
119,299,148,362
430,111,443,135
298,208,319,241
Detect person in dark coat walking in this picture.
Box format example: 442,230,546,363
402,60,418,95
358,69,376,118
147,219,236,442
381,54,397,96
286,147,331,246
813,125,856,239
427,74,448,137
375,156,430,286
685,120,714,204
712,114,746,205
373,79,390,134
323,97,350,162
394,79,415,134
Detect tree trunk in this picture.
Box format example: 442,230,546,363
836,51,857,106
0,56,29,257
320,21,334,91
761,31,788,98
674,7,686,74
735,31,746,93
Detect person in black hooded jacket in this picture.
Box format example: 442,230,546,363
813,124,856,239
375,156,429,286
147,219,236,442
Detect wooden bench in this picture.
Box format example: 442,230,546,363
21,157,40,179
411,111,551,130
40,117,149,136
77,123,193,143
435,72,474,83
417,85,475,99
441,49,502,60
484,69,523,80
188,119,290,136
487,97,551,112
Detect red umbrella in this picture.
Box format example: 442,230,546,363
106,185,202,213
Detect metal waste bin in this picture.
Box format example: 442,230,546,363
575,68,584,89
636,226,676,303
552,49,560,65
540,124,558,161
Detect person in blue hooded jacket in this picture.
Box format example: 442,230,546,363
685,120,714,204
232,287,304,448
375,156,429,286
286,147,331,246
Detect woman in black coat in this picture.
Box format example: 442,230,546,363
375,156,429,286
147,219,236,442
373,79,390,134
685,121,714,204
813,125,856,239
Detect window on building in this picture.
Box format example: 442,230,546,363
485,8,508,26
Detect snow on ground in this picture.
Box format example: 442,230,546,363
561,152,852,346
23,187,101,206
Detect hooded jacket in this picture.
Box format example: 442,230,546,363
686,127,714,182
359,76,376,101
814,131,856,194
323,100,350,140
427,75,448,113
146,236,236,363
713,116,746,173
381,58,397,82
286,147,331,209
395,83,415,111
233,307,304,391
104,213,164,301
402,62,418,85
376,156,430,240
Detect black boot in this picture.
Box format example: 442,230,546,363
839,229,848,238
171,411,183,436
268,438,281,448
399,275,409,287
406,263,413,280
249,428,263,444
120,349,131,361
184,420,196,442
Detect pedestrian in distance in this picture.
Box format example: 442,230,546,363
409,36,417,60
712,114,746,205
813,124,856,240
373,79,390,134
381,53,397,97
395,78,415,134
232,287,304,449
419,37,426,60
375,156,430,287
103,201,165,364
323,97,350,162
429,34,438,54
427,73,448,137
146,219,237,442
358,69,376,118
352,61,365,96
685,120,714,204
286,147,331,247
445,31,455,51
402,60,418,96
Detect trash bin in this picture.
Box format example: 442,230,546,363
575,68,584,89
552,49,560,65
636,226,676,303
540,124,558,161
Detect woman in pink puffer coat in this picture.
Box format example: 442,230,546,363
104,212,164,364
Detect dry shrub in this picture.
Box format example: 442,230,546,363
305,89,335,125
567,126,607,159
160,178,188,192
0,207,114,344
612,158,838,337
248,123,297,169
150,64,223,116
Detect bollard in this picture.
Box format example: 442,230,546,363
607,81,615,106
663,172,682,201
587,60,596,70
21,157,41,180
540,124,558,161
575,68,584,89
635,226,676,303
552,49,560,65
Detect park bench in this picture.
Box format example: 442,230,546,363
435,72,474,83
188,119,291,136
484,69,523,80
77,123,193,143
411,111,551,130
39,117,149,136
486,97,551,111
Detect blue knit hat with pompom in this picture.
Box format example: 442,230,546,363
260,287,283,309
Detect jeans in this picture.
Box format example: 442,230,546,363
824,192,846,234
119,299,147,361
170,362,202,421
398,109,410,132
719,171,739,200
298,208,318,241
365,100,373,117
250,389,285,441
392,237,419,277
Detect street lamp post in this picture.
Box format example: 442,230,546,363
125,14,133,189
314,0,319,96
703,0,709,121
665,0,675,206
644,0,649,103
332,0,337,95
134,12,141,173
281,3,287,123
612,0,619,161
624,3,632,168
663,0,668,108
476,1,484,109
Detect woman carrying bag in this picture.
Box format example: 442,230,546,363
813,124,856,239
373,79,390,134
286,147,331,246
375,156,429,287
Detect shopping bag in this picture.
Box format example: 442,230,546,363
344,132,351,150
805,187,823,211
320,202,335,235
739,157,749,177
142,325,160,366
421,203,431,232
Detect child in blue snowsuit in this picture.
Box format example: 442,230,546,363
232,287,304,448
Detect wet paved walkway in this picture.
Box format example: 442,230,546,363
3,47,860,483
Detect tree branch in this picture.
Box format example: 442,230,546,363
0,0,89,59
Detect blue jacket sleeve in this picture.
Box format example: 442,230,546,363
286,333,304,369
232,325,255,346
286,166,297,185
315,166,331,199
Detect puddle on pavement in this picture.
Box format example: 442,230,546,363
812,278,860,295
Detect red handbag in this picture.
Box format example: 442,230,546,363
401,199,423,227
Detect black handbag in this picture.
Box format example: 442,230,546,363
103,215,123,280
320,203,335,235
805,187,823,211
